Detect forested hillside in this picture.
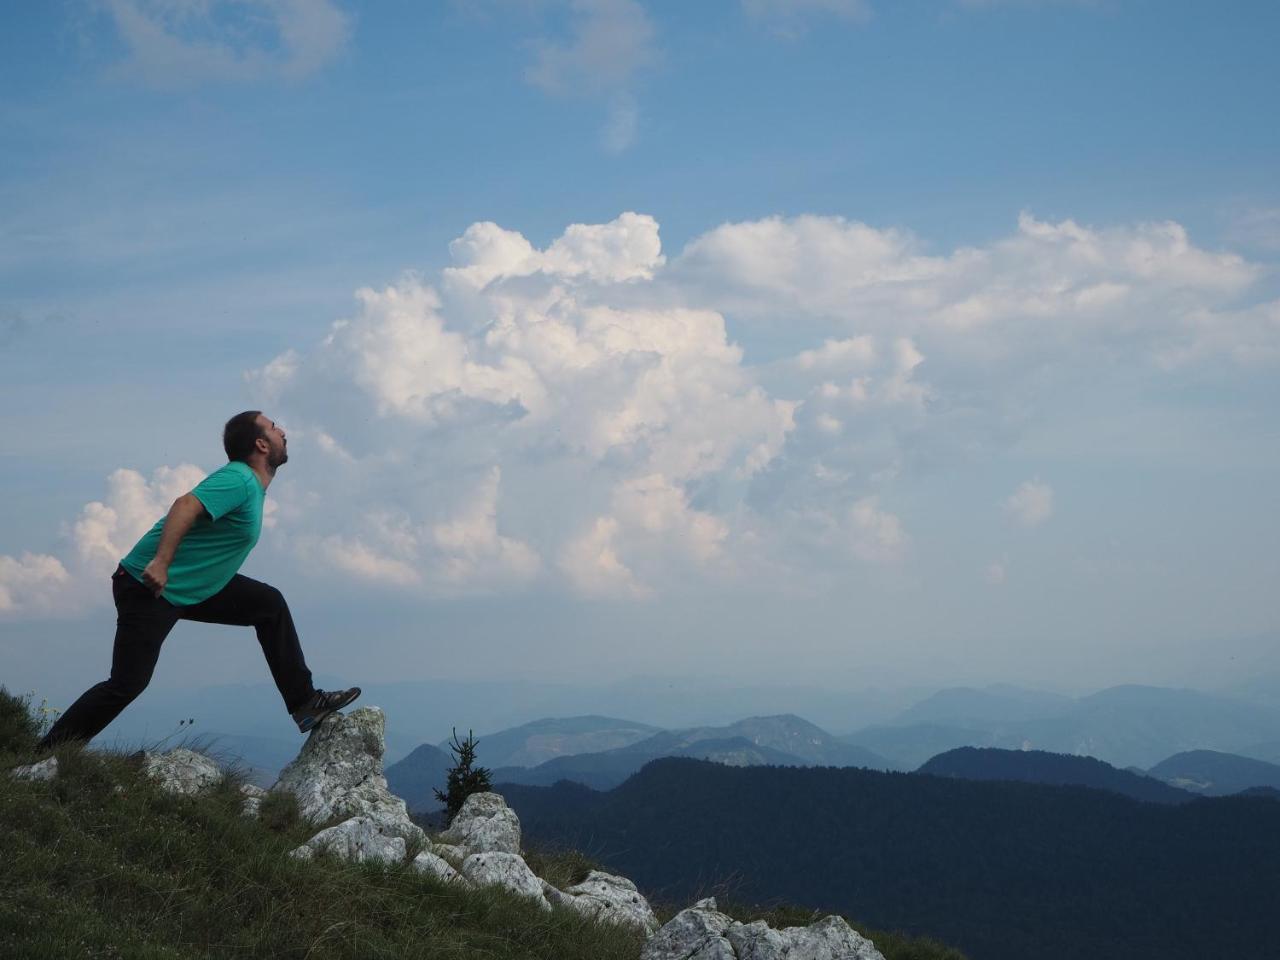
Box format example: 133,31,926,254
500,758,1280,960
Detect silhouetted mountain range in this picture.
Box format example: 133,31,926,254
441,715,661,769
843,684,1280,769
1147,749,1280,796
498,757,1280,960
918,746,1193,804
489,714,892,792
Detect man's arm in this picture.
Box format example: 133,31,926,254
141,493,208,597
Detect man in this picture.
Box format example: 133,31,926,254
37,411,359,752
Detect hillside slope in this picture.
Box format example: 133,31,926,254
500,757,1280,960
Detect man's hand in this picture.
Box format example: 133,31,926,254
141,558,170,598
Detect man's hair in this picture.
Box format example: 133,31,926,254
223,411,265,463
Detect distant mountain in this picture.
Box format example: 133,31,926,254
492,715,893,791
1147,749,1280,796
442,715,661,769
1018,685,1280,768
918,746,1193,804
844,685,1280,770
671,714,890,768
500,757,1280,960
385,743,453,812
841,723,996,770
492,733,811,789
893,685,1073,727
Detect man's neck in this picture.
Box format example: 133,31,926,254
246,458,275,491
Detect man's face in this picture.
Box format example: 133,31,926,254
256,415,288,468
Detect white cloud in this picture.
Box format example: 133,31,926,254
523,0,657,151
0,553,71,617
560,516,648,598
985,561,1007,585
72,464,209,574
445,212,663,289
0,462,207,619
1005,479,1054,527
526,0,656,94
849,496,906,563
7,208,1276,616
430,468,542,588
99,0,350,86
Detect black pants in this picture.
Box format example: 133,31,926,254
38,566,316,749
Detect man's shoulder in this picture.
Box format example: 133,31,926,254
203,461,255,486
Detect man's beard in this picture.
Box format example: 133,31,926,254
269,445,288,469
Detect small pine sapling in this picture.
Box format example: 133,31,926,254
435,727,493,825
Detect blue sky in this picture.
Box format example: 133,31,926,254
2,0,1278,710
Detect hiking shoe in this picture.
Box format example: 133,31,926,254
292,687,361,733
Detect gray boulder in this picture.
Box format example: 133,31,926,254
438,791,521,855
272,707,424,847
549,870,660,934
726,920,790,960
10,757,58,781
411,850,466,885
290,815,406,865
642,898,735,960
432,841,467,864
144,748,223,795
462,851,551,910
773,915,885,960
240,782,266,817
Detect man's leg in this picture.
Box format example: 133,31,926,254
178,575,315,714
38,567,180,751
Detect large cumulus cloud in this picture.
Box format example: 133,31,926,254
3,208,1274,617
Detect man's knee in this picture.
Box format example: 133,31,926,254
103,673,150,705
252,583,289,619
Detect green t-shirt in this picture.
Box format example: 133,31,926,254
120,461,265,606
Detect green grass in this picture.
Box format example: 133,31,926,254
0,689,965,959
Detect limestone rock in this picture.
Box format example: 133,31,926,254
772,915,885,960
411,850,466,885
144,748,223,795
272,707,423,846
10,757,58,781
290,815,406,866
641,899,735,960
432,841,467,864
553,870,660,934
438,791,521,855
240,782,266,818
461,852,550,910
727,920,789,960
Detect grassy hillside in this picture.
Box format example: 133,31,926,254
0,690,962,960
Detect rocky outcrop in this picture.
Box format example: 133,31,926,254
544,870,661,934
10,757,58,781
438,791,521,854
642,898,736,960
290,815,407,865
643,899,886,960
272,707,424,847
144,748,223,795
262,715,881,957
462,852,551,910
